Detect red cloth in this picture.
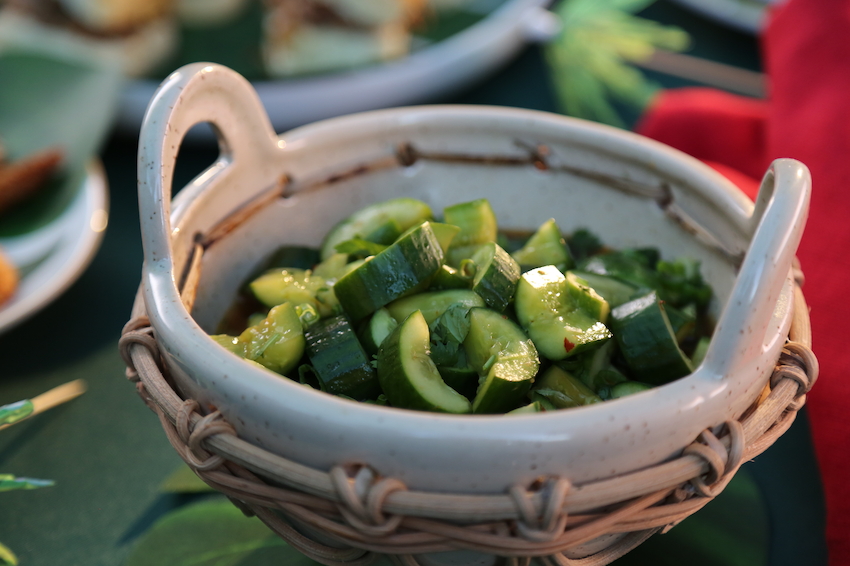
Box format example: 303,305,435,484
635,1,850,562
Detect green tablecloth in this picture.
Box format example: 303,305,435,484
0,2,827,565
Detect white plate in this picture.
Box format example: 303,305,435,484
0,161,108,334
116,0,557,139
668,0,777,34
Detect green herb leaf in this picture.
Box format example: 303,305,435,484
159,465,215,494
0,400,34,427
0,542,17,565
0,474,54,492
568,229,604,262
545,0,689,126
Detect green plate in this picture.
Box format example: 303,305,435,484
0,51,121,237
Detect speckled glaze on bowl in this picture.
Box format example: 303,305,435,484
138,64,810,494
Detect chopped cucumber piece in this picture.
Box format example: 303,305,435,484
511,218,573,271
377,311,472,414
609,292,694,385
530,365,602,409
361,218,402,245
430,264,474,290
443,199,497,248
321,198,433,260
334,222,444,321
570,271,637,308
610,381,653,399
564,271,610,323
387,289,484,326
304,315,380,400
515,266,612,361
358,307,398,355
238,303,305,375
428,222,462,255
507,401,546,414
249,268,339,317
313,253,350,281
470,242,520,312
210,334,245,356
464,308,539,414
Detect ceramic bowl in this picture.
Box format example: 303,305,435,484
138,64,810,494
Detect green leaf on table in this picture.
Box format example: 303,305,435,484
159,465,216,494
126,498,323,566
545,0,689,127
0,400,33,427
0,51,122,236
612,467,768,566
0,542,17,565
0,474,54,492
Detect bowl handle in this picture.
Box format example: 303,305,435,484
702,158,811,379
137,63,281,281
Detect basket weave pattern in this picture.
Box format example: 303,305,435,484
120,276,817,566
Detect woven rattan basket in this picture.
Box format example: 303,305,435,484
121,64,816,565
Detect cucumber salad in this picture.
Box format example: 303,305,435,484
212,198,714,415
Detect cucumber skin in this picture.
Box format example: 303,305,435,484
471,243,521,313
334,223,444,321
377,312,471,414
609,292,694,385
303,315,381,400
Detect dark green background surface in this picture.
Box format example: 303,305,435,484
0,2,827,565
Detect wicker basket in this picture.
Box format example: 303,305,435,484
120,283,816,565
121,63,817,565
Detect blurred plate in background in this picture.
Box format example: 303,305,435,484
117,0,558,139
0,162,108,334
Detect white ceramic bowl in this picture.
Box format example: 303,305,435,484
138,64,810,494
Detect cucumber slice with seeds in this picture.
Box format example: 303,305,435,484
515,266,612,361
377,311,472,414
358,307,398,355
238,303,305,375
464,307,539,414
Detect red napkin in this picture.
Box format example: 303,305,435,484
635,1,850,562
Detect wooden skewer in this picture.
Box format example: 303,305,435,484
635,49,767,98
0,379,87,431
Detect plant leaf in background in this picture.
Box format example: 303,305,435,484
0,400,33,427
545,0,689,127
0,51,121,236
126,498,318,566
159,464,216,494
0,474,54,492
0,542,17,566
